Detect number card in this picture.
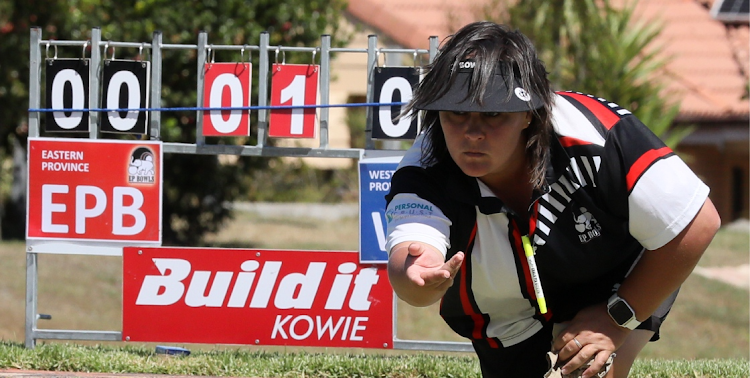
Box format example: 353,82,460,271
269,64,319,138
100,60,150,135
45,59,90,133
371,67,419,140
202,63,252,136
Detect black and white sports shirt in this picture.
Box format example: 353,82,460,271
384,91,709,348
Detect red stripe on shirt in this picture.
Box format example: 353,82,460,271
458,223,497,346
559,136,592,147
626,147,672,191
466,223,477,256
558,92,620,130
457,263,477,337
528,202,539,235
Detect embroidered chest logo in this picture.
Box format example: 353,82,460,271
532,155,602,247
573,206,601,243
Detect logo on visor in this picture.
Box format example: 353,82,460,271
458,61,476,69
514,87,532,102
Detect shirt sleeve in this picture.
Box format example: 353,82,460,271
628,156,709,250
600,116,710,250
385,193,452,258
384,135,454,257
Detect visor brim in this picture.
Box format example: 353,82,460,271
417,71,543,113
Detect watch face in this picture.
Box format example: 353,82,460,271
609,300,634,324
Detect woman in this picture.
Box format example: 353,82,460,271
385,21,720,378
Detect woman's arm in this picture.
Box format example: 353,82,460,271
617,196,720,321
553,197,721,376
387,241,465,307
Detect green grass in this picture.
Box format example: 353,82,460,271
0,341,747,378
0,211,747,376
640,273,749,359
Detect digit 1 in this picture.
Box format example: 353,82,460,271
279,74,306,135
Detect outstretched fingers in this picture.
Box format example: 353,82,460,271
443,251,464,277
402,243,446,285
419,250,465,289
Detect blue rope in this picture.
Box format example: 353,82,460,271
28,101,408,113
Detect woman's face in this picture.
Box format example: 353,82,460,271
439,111,531,185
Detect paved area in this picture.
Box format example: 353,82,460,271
694,264,750,289
0,370,150,377
0,370,241,378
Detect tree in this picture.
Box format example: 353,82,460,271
482,0,691,147
0,0,350,244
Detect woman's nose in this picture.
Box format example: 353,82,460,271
464,114,484,140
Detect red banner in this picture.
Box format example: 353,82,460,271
269,64,318,138
27,138,162,243
202,63,251,136
122,247,394,349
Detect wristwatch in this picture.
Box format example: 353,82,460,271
607,293,642,330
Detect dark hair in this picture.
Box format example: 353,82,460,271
405,21,555,189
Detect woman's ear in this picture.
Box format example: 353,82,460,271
524,111,533,128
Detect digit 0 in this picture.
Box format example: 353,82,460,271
209,73,244,133
106,71,141,131
378,76,412,138
51,69,86,129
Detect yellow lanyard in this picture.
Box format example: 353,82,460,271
521,235,547,314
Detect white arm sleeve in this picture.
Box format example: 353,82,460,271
385,193,452,258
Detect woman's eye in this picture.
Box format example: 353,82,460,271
452,111,467,116
484,112,500,117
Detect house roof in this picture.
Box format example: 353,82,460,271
347,0,749,122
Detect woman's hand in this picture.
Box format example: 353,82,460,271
551,303,630,378
387,241,464,307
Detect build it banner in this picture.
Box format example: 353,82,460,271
123,247,394,349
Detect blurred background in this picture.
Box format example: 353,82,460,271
0,0,747,360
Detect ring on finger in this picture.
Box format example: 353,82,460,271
573,337,583,350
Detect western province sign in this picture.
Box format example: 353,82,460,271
358,153,403,263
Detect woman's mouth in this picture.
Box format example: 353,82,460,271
464,151,484,158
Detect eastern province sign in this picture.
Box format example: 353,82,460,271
122,247,394,349
26,137,162,243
